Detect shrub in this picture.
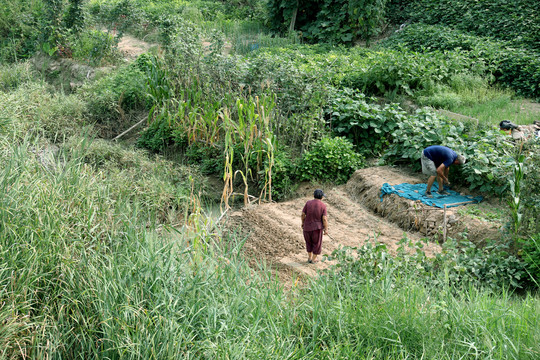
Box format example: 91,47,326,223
382,108,467,169
298,136,364,184
402,0,540,51
80,64,148,123
70,29,120,66
137,115,176,153
434,239,529,290
521,143,540,234
184,143,224,176
326,88,404,155
381,24,540,98
267,0,387,44
251,144,296,201
341,47,480,98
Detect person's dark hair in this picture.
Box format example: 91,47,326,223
499,120,518,130
314,189,325,199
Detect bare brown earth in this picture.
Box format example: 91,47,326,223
117,35,157,59
224,166,504,279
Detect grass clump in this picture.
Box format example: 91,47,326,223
0,81,89,142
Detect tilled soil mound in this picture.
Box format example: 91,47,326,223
224,167,503,279
346,167,503,244
225,181,441,278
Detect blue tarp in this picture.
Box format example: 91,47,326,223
380,183,483,208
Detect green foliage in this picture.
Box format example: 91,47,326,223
0,62,35,92
382,108,467,169
64,0,85,31
402,0,540,51
460,130,517,195
435,239,529,290
381,108,517,195
298,136,364,184
267,0,387,44
326,88,403,155
415,73,498,109
521,234,540,287
0,0,46,62
70,29,120,66
522,142,540,234
137,115,176,153
381,23,540,98
80,64,148,123
251,143,296,201
384,0,408,24
184,143,223,175
341,47,480,98
333,236,530,293
508,153,525,236
0,81,88,142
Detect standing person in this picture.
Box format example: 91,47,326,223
421,145,466,197
301,189,328,264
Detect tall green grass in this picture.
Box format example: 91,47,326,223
452,97,540,127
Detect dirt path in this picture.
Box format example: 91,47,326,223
226,183,442,278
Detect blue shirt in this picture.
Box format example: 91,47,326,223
423,145,457,168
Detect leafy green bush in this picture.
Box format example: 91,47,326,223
0,0,46,62
326,88,404,155
460,129,517,195
70,29,120,66
400,0,540,51
80,64,148,123
267,0,387,44
137,116,176,153
184,143,224,176
434,239,529,290
381,23,540,98
298,136,364,184
341,47,481,98
382,108,467,169
522,143,540,234
251,144,296,201
332,236,530,292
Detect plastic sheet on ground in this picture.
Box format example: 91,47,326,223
380,183,483,208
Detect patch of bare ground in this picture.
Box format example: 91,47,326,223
224,166,504,283
117,34,158,59
224,179,439,282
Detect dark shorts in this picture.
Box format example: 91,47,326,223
303,229,323,255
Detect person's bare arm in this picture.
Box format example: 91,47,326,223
322,215,328,235
436,164,449,183
301,212,306,228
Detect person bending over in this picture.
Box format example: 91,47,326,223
421,145,466,197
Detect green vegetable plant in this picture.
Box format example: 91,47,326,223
298,136,364,184
326,87,403,155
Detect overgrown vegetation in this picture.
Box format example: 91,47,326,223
1,0,539,357
390,0,540,51
381,23,540,98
